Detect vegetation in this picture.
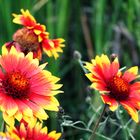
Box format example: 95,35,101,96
0,0,140,139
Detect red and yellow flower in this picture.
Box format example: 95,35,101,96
5,9,65,59
0,122,61,140
85,54,140,122
0,46,63,126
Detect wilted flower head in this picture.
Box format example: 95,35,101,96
85,54,140,122
0,46,63,126
5,9,65,60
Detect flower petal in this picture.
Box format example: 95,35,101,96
3,112,15,126
110,57,119,77
13,9,36,27
120,101,138,123
91,82,109,93
15,99,33,117
1,95,18,117
29,93,59,111
48,131,61,140
19,123,27,138
127,97,140,110
2,44,8,55
101,94,118,111
23,100,48,120
122,66,138,82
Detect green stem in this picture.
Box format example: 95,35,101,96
89,104,107,140
116,108,129,140
2,121,6,132
78,59,87,73
61,123,112,140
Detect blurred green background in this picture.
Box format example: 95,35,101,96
0,0,140,139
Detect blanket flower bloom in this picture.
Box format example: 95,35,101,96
0,122,61,140
0,46,63,126
85,54,140,122
5,9,65,59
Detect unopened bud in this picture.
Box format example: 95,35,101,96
110,53,118,62
58,106,65,115
86,96,91,103
73,50,82,60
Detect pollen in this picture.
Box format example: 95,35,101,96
108,76,129,100
2,71,30,99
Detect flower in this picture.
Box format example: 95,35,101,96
6,9,65,59
0,122,61,140
0,46,63,126
85,54,140,122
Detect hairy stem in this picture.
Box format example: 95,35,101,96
89,104,107,140
2,121,6,132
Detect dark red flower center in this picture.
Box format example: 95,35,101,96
2,72,30,99
108,76,129,100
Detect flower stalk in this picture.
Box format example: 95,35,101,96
2,121,6,132
89,104,107,140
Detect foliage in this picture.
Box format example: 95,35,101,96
0,0,140,139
